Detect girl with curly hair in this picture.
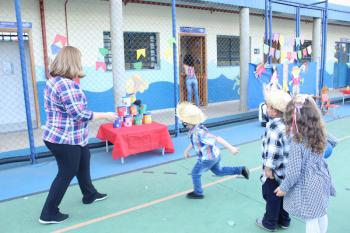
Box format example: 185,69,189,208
274,95,336,233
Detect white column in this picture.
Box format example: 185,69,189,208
312,17,322,96
110,0,126,109
239,7,249,111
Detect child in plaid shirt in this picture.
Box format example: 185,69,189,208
256,89,292,231
177,102,249,199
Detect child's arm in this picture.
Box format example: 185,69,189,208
184,143,193,158
216,136,239,155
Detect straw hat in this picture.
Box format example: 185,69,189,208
176,102,207,125
264,89,291,113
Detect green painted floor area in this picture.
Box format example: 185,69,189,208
0,118,349,233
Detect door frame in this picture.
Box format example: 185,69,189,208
0,28,40,128
178,33,208,106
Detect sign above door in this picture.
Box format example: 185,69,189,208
180,27,206,34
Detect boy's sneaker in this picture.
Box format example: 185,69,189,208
39,212,69,224
279,224,289,230
256,218,276,232
82,192,108,204
241,166,250,179
186,191,204,199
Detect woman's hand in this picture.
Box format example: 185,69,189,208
104,112,118,121
274,187,286,197
264,167,274,179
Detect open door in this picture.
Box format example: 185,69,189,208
179,34,207,106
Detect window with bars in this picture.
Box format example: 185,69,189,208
103,31,159,71
0,32,29,41
300,40,312,63
217,35,240,66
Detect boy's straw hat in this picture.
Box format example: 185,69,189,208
264,89,291,113
176,102,206,125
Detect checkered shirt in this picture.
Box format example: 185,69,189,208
189,124,220,161
261,117,289,184
280,141,336,219
42,77,93,146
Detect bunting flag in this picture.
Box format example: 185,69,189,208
303,48,308,57
168,37,176,47
263,44,269,54
283,64,289,92
275,50,281,60
99,48,109,57
95,61,106,72
307,46,312,54
255,63,266,78
269,47,275,57
279,35,285,47
295,37,300,47
298,50,302,60
293,52,298,61
133,61,143,70
51,44,61,55
281,51,287,62
136,48,146,60
53,34,67,47
287,52,292,61
165,47,172,60
273,33,280,42
301,35,305,45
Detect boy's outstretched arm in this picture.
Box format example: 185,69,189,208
184,144,193,158
216,136,239,155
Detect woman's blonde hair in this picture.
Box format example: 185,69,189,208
284,95,326,155
50,46,85,79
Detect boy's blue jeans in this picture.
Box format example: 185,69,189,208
191,156,243,195
186,78,200,106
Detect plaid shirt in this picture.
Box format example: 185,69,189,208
189,124,220,161
42,77,93,146
261,117,289,184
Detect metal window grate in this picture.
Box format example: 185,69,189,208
217,35,240,66
103,31,159,71
0,32,28,41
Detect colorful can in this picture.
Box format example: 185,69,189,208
124,115,133,127
121,96,131,107
138,104,147,114
129,104,138,116
143,112,152,124
113,117,123,128
134,114,143,125
117,106,127,117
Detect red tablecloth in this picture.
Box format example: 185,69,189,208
97,122,175,159
340,89,350,95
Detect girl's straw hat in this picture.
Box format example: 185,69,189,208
264,89,291,113
176,102,207,125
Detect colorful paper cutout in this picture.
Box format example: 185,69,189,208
275,50,281,60
53,34,67,47
307,46,312,54
133,62,143,70
269,47,275,57
136,49,146,60
165,47,172,60
255,63,266,78
51,44,61,55
295,37,300,47
263,44,269,55
281,51,286,62
297,50,302,60
279,35,285,47
303,48,307,57
301,35,305,45
96,61,106,72
99,48,109,57
168,37,176,47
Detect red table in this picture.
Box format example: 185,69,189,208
97,122,174,163
340,89,350,104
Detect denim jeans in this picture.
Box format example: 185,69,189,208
186,78,199,106
191,156,243,195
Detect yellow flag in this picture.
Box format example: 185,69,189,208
136,48,146,60
165,47,172,60
279,35,285,47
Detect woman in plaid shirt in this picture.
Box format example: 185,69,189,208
275,95,336,233
39,46,117,224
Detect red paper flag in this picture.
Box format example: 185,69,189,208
96,61,106,72
53,34,67,47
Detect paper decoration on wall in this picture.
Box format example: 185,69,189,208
51,44,61,55
232,75,240,94
96,61,106,72
295,37,300,47
297,50,302,60
273,33,280,42
292,52,297,61
283,64,289,92
307,46,312,54
301,35,305,45
267,65,281,91
269,47,275,57
133,62,143,70
263,44,269,55
279,35,285,47
165,47,172,60
53,34,67,47
168,37,176,47
99,48,109,57
287,52,292,61
290,66,303,96
275,50,281,60
136,49,146,60
254,63,266,78
125,74,149,95
303,48,308,57
281,51,286,62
